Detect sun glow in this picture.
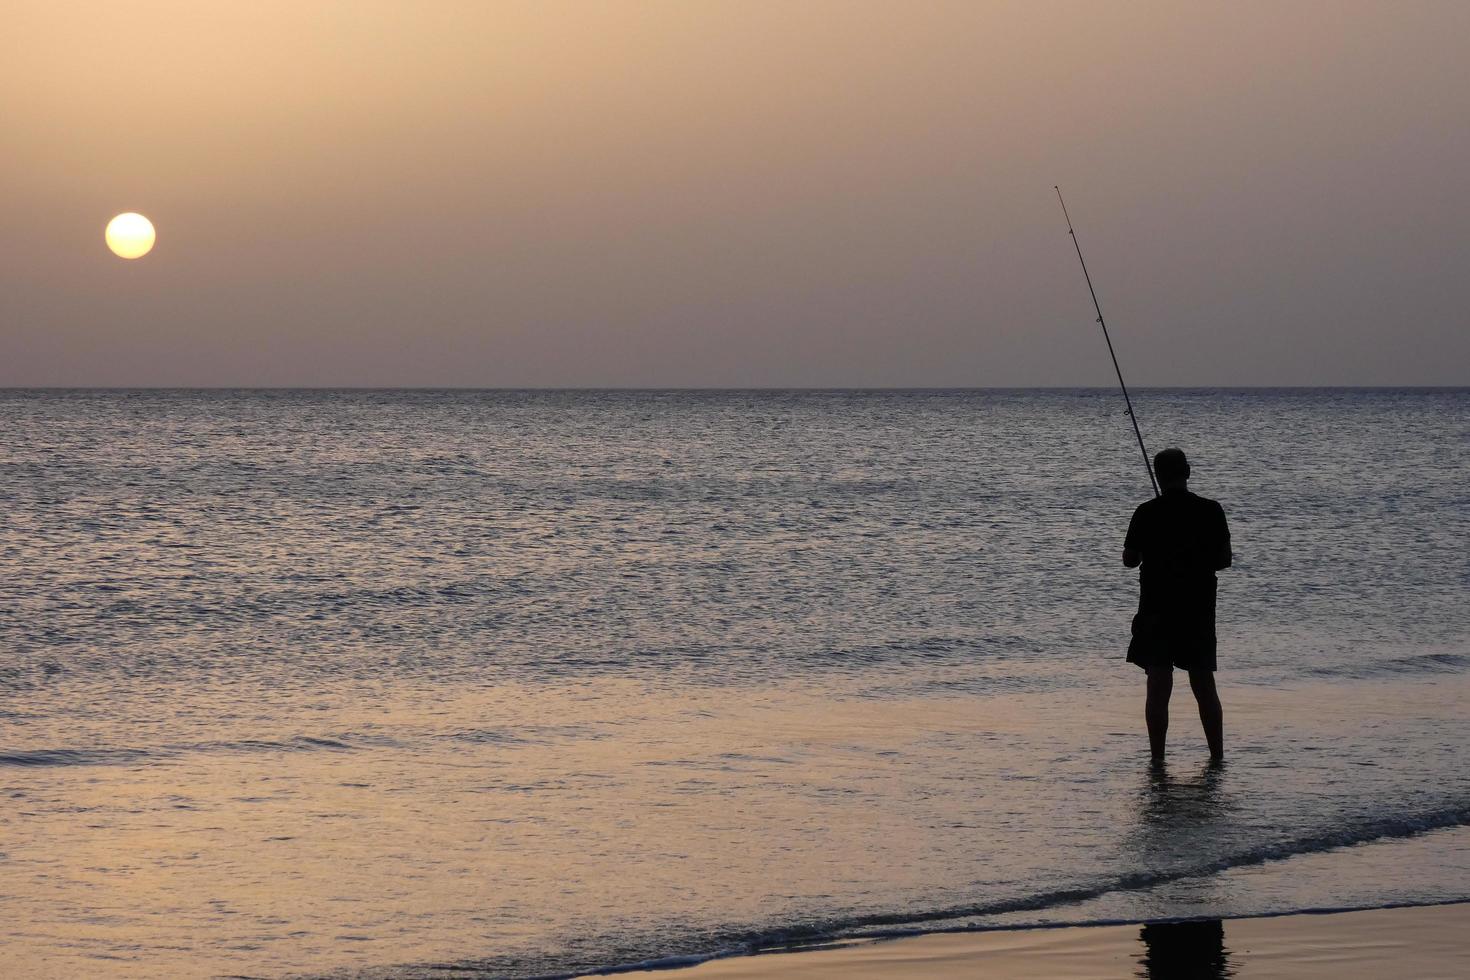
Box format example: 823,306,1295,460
105,212,156,259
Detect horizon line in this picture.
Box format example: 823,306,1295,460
1,384,1467,392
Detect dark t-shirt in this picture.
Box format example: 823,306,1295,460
1124,488,1231,670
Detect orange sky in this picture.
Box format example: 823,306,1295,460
4,1,1468,385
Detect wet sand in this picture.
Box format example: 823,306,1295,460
653,901,1470,979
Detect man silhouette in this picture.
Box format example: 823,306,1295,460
1123,448,1231,760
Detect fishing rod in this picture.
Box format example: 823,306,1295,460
1054,186,1159,497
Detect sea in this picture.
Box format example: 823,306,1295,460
2,388,1468,979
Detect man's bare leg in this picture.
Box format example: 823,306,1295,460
1145,668,1173,759
1188,669,1224,760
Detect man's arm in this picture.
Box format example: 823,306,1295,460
1214,502,1232,570
1123,504,1145,567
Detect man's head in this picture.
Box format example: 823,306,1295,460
1153,448,1190,489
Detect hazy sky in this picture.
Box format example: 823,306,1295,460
4,1,1468,386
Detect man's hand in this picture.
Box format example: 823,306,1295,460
1123,547,1141,568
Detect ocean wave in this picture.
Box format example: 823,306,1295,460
0,747,153,768
487,802,1470,980
1304,652,1470,680
836,802,1470,937
540,899,1470,980
0,733,376,768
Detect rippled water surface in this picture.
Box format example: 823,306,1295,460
2,389,1467,977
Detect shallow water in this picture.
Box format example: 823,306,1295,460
2,389,1467,977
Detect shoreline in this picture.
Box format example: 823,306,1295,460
620,900,1470,979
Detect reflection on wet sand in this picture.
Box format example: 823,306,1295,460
1131,760,1235,976
1137,919,1232,978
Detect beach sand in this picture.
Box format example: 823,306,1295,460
649,901,1469,979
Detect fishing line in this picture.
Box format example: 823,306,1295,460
1055,186,1159,497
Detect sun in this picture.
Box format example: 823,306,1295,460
105,212,156,259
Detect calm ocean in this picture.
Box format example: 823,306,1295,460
3,389,1468,978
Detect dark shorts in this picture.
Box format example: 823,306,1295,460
1126,613,1217,673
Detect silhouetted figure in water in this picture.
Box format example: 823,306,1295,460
1123,448,1231,760
1137,919,1232,979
